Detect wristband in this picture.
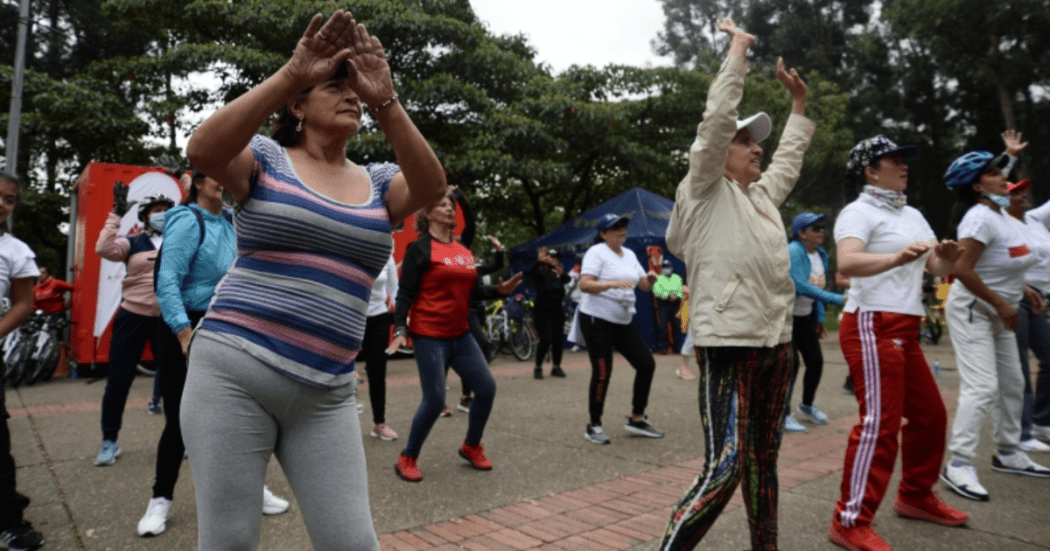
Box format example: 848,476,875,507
369,92,399,115
393,326,407,339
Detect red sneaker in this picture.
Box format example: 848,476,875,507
395,454,423,482
828,518,891,551
893,491,968,527
458,442,493,470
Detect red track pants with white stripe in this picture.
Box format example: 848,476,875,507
835,311,948,528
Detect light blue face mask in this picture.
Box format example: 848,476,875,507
984,193,1011,208
662,268,672,276
148,212,166,233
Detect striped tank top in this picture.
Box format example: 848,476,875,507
199,134,398,388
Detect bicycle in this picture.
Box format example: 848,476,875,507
483,297,535,361
2,318,33,387
24,312,69,385
919,282,944,345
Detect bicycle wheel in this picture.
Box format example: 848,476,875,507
510,320,531,361
7,339,34,387
28,336,60,385
136,362,157,377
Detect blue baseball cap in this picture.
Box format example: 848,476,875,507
595,213,630,232
791,212,827,237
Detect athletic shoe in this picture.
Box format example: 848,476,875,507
783,414,808,434
843,376,855,394
371,423,398,441
550,366,566,378
893,491,969,526
0,520,44,550
828,518,890,551
262,484,289,515
458,396,472,413
625,416,664,438
534,367,543,380
1019,438,1050,453
797,402,829,425
991,450,1050,477
136,497,172,537
585,424,610,445
94,440,121,466
1032,424,1050,442
147,398,163,415
458,442,493,470
395,454,423,482
440,406,452,417
940,463,989,501
356,403,365,415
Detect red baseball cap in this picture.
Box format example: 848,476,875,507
1008,178,1031,193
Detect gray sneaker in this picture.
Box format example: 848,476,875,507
625,416,664,438
585,424,610,444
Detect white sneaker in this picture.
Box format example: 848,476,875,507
137,497,172,537
940,463,989,501
1019,438,1050,453
262,484,289,515
991,450,1050,478
1033,425,1050,442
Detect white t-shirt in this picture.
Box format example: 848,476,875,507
834,194,934,316
793,250,825,316
957,204,1038,304
0,233,40,301
1016,200,1050,292
367,255,398,317
578,242,647,325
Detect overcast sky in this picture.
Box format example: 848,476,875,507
468,0,672,73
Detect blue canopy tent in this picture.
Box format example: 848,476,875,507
508,187,685,351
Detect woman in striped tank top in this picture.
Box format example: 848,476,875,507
183,11,446,551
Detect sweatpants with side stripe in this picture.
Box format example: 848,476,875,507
660,343,791,551
834,311,947,528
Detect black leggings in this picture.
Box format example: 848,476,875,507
152,310,205,500
101,308,162,442
533,309,565,369
579,313,655,426
786,312,823,414
0,370,30,528
361,312,393,424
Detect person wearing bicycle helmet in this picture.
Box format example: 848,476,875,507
0,172,45,550
828,135,968,550
568,213,662,445
93,181,174,467
941,139,1050,503
388,190,523,482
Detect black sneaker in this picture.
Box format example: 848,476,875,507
550,366,566,378
0,520,44,551
843,375,855,394
584,424,610,444
534,367,543,380
625,416,664,438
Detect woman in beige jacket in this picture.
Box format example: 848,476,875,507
661,19,813,551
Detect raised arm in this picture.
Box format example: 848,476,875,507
753,57,814,207
187,12,356,201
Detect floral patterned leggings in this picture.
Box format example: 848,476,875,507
660,344,791,551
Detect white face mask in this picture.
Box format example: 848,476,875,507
984,193,1011,208
148,212,166,233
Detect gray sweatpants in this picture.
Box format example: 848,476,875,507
181,331,379,551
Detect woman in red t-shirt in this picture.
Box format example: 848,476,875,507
389,191,521,482
32,266,73,314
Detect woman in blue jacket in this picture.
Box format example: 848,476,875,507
136,171,288,538
784,212,844,433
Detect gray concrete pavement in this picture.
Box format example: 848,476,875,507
5,335,1050,550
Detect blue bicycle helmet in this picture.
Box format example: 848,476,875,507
943,151,1007,188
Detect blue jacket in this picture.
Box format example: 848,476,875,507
155,203,236,333
788,240,843,323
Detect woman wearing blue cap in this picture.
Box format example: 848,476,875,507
569,212,663,445
662,18,814,551
829,134,967,551
940,142,1050,502
784,212,843,435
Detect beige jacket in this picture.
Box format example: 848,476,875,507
666,55,815,348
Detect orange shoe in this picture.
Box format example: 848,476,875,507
828,518,891,551
893,491,968,527
458,442,493,470
395,454,423,482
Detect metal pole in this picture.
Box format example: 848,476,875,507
5,0,31,174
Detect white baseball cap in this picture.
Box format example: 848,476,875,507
736,112,772,143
